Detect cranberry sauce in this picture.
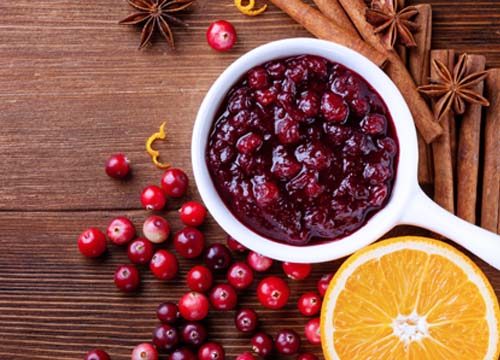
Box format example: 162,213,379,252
206,55,399,246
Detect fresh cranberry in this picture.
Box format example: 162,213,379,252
131,343,158,360
237,132,263,154
114,264,140,292
179,201,207,227
150,250,178,280
275,329,301,355
171,348,196,360
361,113,386,135
248,67,269,90
84,349,110,360
174,227,205,259
257,276,290,309
156,302,179,324
206,20,236,52
198,342,225,360
186,265,213,292
235,308,258,333
105,153,130,179
127,238,154,265
282,262,312,280
297,353,319,360
179,292,209,321
209,284,237,311
140,185,166,211
297,292,322,316
251,332,273,357
247,251,273,272
304,318,321,344
317,273,334,297
142,215,170,244
204,243,232,271
321,91,348,123
106,216,135,246
227,262,254,290
152,324,179,351
181,321,207,347
77,228,107,258
161,168,189,198
226,236,246,252
236,352,256,360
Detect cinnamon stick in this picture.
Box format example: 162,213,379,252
480,69,500,232
269,0,387,67
456,55,487,224
337,0,442,144
430,50,455,213
311,0,359,38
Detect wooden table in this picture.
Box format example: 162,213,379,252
0,1,499,358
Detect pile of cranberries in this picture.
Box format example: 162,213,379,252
81,154,332,359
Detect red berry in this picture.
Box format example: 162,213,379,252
152,324,179,351
226,236,246,252
186,265,213,292
131,343,158,360
257,276,290,310
114,264,140,292
209,284,238,311
282,262,312,280
297,292,322,317
297,353,319,360
235,308,258,333
161,168,189,198
143,215,170,244
236,352,256,360
78,228,107,258
179,291,209,321
107,216,135,246
227,262,254,290
317,273,334,297
156,302,179,324
275,329,301,355
150,250,178,280
304,318,321,345
247,251,273,272
127,238,154,265
174,227,205,259
181,321,207,347
84,349,110,360
198,342,225,360
179,201,207,227
251,332,273,357
171,348,196,360
206,20,236,52
204,243,232,271
141,185,166,211
105,153,130,179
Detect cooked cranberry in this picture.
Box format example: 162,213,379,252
252,176,279,206
282,262,312,280
157,302,179,324
140,185,166,211
107,216,135,246
286,62,308,83
198,342,225,360
297,353,319,360
152,324,179,351
298,91,320,117
251,332,273,357
226,236,247,252
295,142,332,171
187,265,213,292
297,292,322,316
206,20,236,52
174,227,205,259
349,96,370,117
320,92,348,123
275,116,301,144
161,168,189,198
363,162,392,184
209,283,237,310
257,276,290,309
378,137,398,157
275,329,301,355
150,250,178,280
105,153,130,179
179,201,207,227
236,352,256,360
247,251,273,272
114,264,140,292
227,262,254,290
266,61,286,79
271,145,301,179
142,215,170,244
171,348,196,360
131,343,158,360
181,321,207,347
304,318,321,344
237,132,263,154
78,228,107,258
361,113,386,135
235,308,258,333
248,67,269,90
323,123,352,145
127,238,154,265
255,88,277,107
179,292,209,321
85,349,110,360
204,243,232,271
369,184,389,207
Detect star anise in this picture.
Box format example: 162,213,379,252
365,0,419,49
119,0,195,49
418,53,490,121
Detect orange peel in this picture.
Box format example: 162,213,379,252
234,0,267,16
146,122,171,170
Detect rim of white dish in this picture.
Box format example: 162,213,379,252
192,38,418,263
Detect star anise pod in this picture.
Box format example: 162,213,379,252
119,0,195,49
418,53,490,121
365,0,419,49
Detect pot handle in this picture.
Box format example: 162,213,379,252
400,187,500,270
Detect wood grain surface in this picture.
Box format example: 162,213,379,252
0,0,499,358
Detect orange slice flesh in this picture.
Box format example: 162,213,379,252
321,236,500,360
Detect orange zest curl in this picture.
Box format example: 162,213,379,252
146,122,171,170
234,0,267,16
